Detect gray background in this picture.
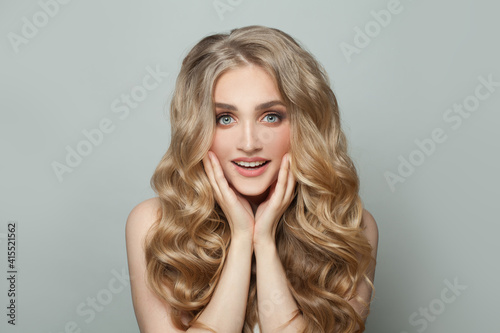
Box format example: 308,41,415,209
1,0,498,332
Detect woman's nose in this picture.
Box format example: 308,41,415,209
237,122,263,152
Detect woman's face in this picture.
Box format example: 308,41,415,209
210,64,291,204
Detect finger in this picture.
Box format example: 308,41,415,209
202,154,215,184
270,153,290,206
203,153,223,199
284,154,296,203
278,153,295,207
202,154,216,187
229,183,254,217
208,152,235,202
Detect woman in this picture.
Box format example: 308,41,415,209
126,25,378,333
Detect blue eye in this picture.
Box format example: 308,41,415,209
217,115,234,125
264,113,281,123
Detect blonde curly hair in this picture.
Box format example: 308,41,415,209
145,25,375,333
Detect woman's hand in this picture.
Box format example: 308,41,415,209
203,151,255,239
253,153,296,246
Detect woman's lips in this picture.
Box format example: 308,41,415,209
232,161,270,177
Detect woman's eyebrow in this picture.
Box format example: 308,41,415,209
256,100,286,111
214,100,286,111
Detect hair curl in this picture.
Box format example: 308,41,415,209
145,25,375,333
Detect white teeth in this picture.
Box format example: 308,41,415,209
235,161,266,167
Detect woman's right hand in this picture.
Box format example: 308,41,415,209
203,151,255,239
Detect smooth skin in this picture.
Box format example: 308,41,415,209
209,65,291,210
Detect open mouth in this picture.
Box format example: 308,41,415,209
232,161,269,170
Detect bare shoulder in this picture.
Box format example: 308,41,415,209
125,197,161,238
361,209,378,238
125,197,162,268
346,209,379,320
125,198,183,331
361,209,379,255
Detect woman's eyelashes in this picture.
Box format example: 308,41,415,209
263,113,282,123
216,111,285,126
217,114,235,125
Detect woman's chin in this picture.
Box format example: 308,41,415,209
234,185,271,204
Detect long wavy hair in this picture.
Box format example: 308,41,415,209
145,25,375,333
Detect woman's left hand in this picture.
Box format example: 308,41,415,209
253,153,296,246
